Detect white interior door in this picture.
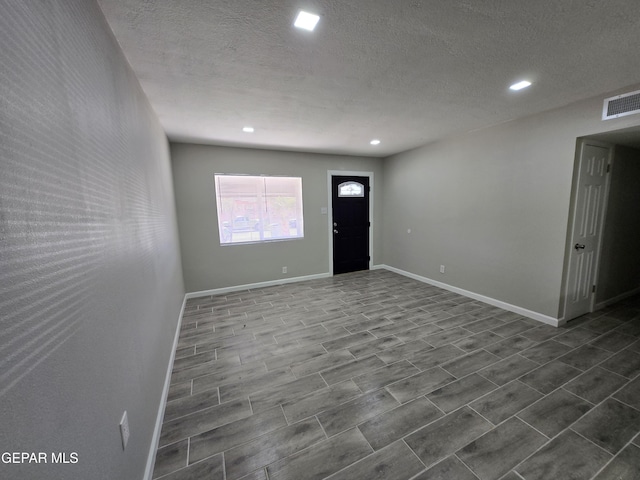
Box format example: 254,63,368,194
564,141,612,321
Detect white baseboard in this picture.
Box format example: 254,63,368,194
144,294,187,480
185,272,332,299
594,286,640,311
378,264,560,327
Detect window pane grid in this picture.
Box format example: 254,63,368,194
215,175,304,245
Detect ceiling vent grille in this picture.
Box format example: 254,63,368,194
602,89,640,120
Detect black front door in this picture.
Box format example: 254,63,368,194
332,175,370,274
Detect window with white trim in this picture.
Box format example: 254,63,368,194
214,174,304,245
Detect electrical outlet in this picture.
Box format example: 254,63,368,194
440,265,445,274
282,266,287,274
119,411,130,450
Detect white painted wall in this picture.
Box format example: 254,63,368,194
171,143,383,292
382,86,640,319
0,1,184,479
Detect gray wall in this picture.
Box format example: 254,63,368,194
0,1,184,479
596,145,640,304
171,143,383,292
382,86,640,319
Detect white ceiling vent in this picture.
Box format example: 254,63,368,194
602,89,640,120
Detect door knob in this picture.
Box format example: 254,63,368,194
334,229,339,234
574,243,586,250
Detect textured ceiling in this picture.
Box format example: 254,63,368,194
97,0,640,157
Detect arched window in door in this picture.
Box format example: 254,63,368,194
338,181,365,197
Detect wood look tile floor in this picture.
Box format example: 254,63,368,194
152,270,640,480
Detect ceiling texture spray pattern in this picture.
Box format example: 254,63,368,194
97,0,640,156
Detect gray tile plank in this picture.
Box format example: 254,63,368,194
563,366,629,404
518,388,592,438
553,328,602,348
159,399,252,447
441,349,501,378
171,350,218,372
394,321,443,340
188,406,287,464
423,327,474,347
600,349,640,378
484,335,538,358
191,332,257,352
163,389,220,422
352,360,420,393
405,406,493,468
236,469,267,480
322,331,377,351
589,331,637,352
453,331,503,352
325,441,424,480
347,335,404,358
376,339,433,364
409,344,467,371
290,350,354,377
469,380,543,425
167,381,192,403
520,340,573,364
386,366,456,404
224,417,326,480
557,344,613,371
593,444,640,480
516,430,611,480
460,317,506,334
427,373,498,413
411,455,478,480
521,325,562,342
613,375,640,410
263,344,327,371
219,368,297,403
518,361,582,394
157,454,224,480
490,320,536,337
153,439,188,478
477,354,539,386
457,417,547,480
320,355,386,385
191,362,268,394
249,373,327,413
281,380,362,424
266,428,373,480
317,388,399,437
572,398,640,455
358,396,443,450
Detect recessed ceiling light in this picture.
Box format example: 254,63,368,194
370,139,381,145
242,126,254,133
294,11,320,31
509,80,532,91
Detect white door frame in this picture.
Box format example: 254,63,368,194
327,170,374,275
562,139,614,321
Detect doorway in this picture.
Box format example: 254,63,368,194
562,128,640,321
328,173,372,275
563,140,613,321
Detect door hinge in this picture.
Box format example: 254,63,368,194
592,285,596,293
607,164,611,173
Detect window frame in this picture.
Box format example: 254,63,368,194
214,173,304,246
